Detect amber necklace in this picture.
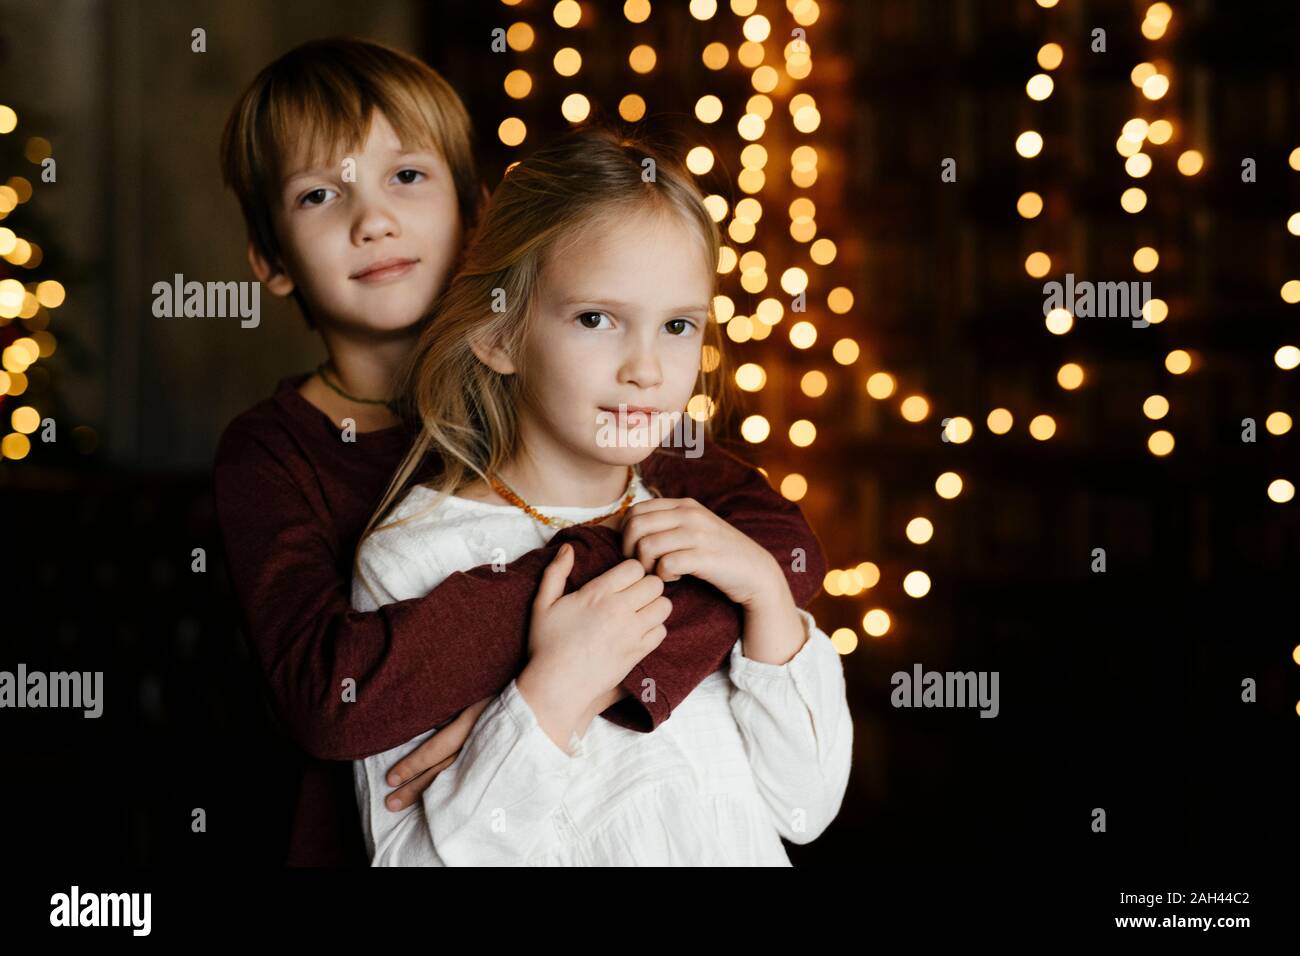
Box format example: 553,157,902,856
487,465,638,529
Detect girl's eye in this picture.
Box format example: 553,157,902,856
394,169,426,185
666,318,697,336
576,311,612,330
300,187,337,208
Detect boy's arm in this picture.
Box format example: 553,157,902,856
212,424,641,761
597,437,828,732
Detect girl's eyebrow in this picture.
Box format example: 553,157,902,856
560,296,710,314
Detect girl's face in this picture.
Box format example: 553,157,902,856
516,206,714,470
265,111,463,334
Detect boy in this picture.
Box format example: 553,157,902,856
212,36,826,866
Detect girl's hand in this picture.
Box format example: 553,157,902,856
383,696,493,811
620,498,784,611
520,544,671,748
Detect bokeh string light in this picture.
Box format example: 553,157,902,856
492,0,922,652
0,104,62,462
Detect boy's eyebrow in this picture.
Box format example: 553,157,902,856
282,146,438,187
559,296,711,314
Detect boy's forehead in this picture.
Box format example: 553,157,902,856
279,112,437,182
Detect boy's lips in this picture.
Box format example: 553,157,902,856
351,257,419,282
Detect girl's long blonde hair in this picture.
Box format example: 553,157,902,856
354,124,735,582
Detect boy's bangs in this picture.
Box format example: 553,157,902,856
264,81,441,188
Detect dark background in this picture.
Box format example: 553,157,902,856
0,0,1296,898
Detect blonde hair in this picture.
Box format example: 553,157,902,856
219,36,481,328
355,124,736,586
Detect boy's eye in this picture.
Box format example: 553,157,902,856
394,169,426,185
576,310,612,330
299,187,337,208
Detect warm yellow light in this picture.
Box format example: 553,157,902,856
1057,363,1084,390
1268,479,1295,504
789,320,817,349
903,571,930,599
685,146,715,175
740,414,770,443
1133,247,1159,272
906,518,934,545
1045,307,1073,334
1017,192,1043,218
827,287,853,314
740,143,768,169
1282,281,1300,304
553,47,582,76
862,609,891,638
1143,394,1169,419
1131,62,1157,87
935,472,963,499
1029,415,1056,440
498,117,527,146
743,14,770,41
1177,149,1204,175
1143,298,1168,324
35,280,66,308
0,432,30,460
1291,147,1300,172
792,106,821,132
624,0,651,23
943,416,973,443
829,628,858,655
781,267,809,295
987,408,1013,434
1116,135,1142,158
11,405,39,434
1122,118,1149,143
1165,349,1192,374
1265,412,1291,435
702,195,728,223
702,41,729,69
629,44,657,73
553,0,582,28
1275,345,1300,370
1141,16,1168,40
506,22,535,51
800,370,828,397
0,106,17,135
866,372,896,400
1126,153,1152,178
503,69,532,99
1148,430,1175,456
900,395,930,422
560,93,590,123
781,473,808,502
691,0,718,19
755,297,782,325
1035,0,1059,7
810,238,836,265
735,363,766,392
1288,213,1300,236
1037,43,1063,71
619,94,646,122
1025,252,1052,278
737,113,765,140
789,420,816,447
1016,131,1044,158
832,338,859,365
1147,119,1174,144
1121,187,1148,213
1026,74,1054,101
1143,74,1170,100
696,94,728,124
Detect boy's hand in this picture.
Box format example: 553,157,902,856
620,497,784,611
383,696,492,811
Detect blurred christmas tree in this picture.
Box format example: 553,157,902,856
0,99,94,465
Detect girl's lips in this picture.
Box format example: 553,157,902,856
601,407,657,425
352,259,418,283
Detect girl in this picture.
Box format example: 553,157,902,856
351,125,853,866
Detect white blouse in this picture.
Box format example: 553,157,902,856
351,475,853,866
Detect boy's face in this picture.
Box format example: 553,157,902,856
504,207,713,470
256,111,462,335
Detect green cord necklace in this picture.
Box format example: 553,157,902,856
315,361,400,414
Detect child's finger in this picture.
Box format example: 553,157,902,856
384,753,458,811
534,542,575,609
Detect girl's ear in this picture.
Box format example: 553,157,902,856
468,330,518,376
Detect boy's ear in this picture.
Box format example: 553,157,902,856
246,240,296,297
468,330,517,376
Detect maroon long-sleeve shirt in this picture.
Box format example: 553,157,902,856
213,372,826,866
